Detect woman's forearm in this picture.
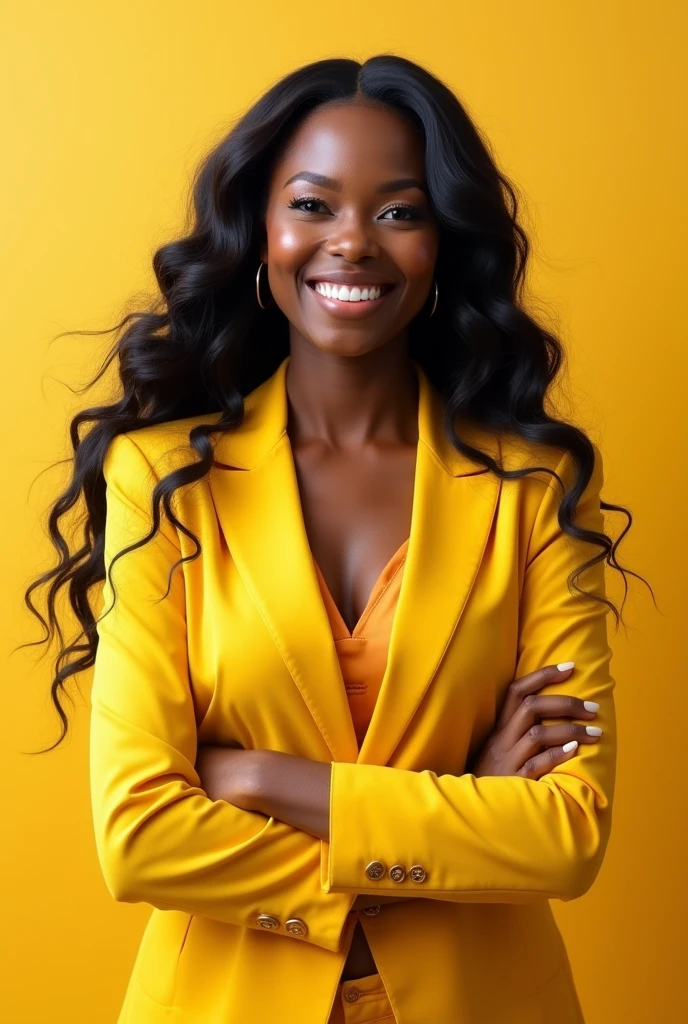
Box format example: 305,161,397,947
196,745,419,909
197,746,332,840
248,749,332,840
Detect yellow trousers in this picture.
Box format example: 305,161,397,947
328,972,396,1024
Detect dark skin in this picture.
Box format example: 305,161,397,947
194,101,603,983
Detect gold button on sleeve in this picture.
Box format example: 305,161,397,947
256,913,280,929
409,864,427,882
285,917,308,937
365,860,386,880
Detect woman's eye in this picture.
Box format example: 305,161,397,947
380,205,420,221
287,196,328,214
286,197,421,220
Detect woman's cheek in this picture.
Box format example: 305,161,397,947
273,225,303,256
409,237,439,275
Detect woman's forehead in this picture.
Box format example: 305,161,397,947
270,106,426,186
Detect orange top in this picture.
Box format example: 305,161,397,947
312,538,409,749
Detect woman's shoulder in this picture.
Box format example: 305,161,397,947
493,429,604,510
108,412,225,479
494,426,602,473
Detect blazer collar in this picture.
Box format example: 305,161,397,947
208,355,502,765
211,354,500,477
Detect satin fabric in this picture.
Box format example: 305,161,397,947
90,354,613,1023
313,537,409,748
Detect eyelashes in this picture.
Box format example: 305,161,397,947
286,195,324,212
286,194,422,221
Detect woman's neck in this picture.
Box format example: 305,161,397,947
284,339,419,452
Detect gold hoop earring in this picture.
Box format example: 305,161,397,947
256,262,272,309
428,279,438,318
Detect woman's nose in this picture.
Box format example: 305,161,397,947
322,212,381,261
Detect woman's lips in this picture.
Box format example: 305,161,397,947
305,281,395,319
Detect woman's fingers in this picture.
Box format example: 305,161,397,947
514,739,586,780
495,662,578,731
471,661,604,779
509,719,603,779
496,689,599,751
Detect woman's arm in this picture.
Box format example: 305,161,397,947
195,746,331,841
196,746,414,911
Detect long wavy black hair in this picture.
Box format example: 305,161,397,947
19,53,651,754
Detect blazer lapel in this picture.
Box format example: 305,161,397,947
208,358,360,764
356,386,502,766
207,355,502,767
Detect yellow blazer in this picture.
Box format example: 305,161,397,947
90,354,616,1024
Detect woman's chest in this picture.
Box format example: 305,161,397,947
290,441,417,633
175,487,526,773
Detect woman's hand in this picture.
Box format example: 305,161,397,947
468,662,602,779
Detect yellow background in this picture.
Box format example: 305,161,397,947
2,2,684,1020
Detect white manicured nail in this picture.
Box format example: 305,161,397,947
584,701,600,712
557,661,575,671
562,740,578,753
585,726,603,736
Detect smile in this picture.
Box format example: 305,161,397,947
305,280,396,318
312,281,393,302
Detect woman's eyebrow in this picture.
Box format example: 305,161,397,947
283,171,428,195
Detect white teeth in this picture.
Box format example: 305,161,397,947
314,282,383,302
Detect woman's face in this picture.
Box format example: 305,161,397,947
260,101,440,358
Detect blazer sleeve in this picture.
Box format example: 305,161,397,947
90,433,354,952
321,442,617,904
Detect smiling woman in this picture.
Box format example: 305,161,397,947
259,104,440,343
20,53,644,1024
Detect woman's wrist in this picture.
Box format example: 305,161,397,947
240,749,332,840
196,745,263,808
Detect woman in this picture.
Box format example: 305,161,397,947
23,55,637,1024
